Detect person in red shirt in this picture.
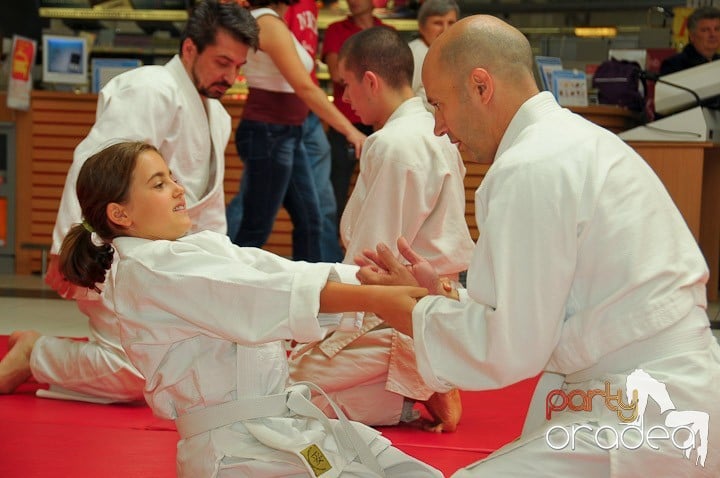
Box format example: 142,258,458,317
323,0,387,224
285,0,345,262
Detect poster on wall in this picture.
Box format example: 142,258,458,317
535,56,563,91
671,7,694,49
552,69,589,107
6,35,37,111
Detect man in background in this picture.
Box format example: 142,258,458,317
408,0,460,110
322,0,387,225
660,5,720,75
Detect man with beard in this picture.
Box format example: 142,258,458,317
0,0,258,402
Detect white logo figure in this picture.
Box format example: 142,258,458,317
625,369,709,467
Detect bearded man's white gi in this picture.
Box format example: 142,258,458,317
35,55,230,402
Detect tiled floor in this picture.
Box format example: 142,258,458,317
0,274,88,337
0,273,719,340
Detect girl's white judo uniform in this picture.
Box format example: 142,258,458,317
33,55,230,401
106,230,442,478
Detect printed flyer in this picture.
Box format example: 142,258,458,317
6,35,37,111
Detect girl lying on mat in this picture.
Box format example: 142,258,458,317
31,141,442,478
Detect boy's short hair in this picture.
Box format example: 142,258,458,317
339,27,414,90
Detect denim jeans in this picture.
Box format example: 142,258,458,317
327,123,374,226
230,119,322,262
301,113,344,263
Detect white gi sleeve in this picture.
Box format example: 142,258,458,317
411,154,577,392
115,237,336,344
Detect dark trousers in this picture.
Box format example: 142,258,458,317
232,119,321,262
327,123,374,227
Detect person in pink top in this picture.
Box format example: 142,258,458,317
323,0,387,226
227,0,365,263
227,0,345,262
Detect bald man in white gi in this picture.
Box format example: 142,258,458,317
356,14,720,477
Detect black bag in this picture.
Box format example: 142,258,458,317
592,58,646,112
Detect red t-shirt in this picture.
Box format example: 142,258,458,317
321,16,386,123
285,0,319,85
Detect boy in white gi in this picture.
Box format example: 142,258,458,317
289,27,474,432
54,141,442,478
356,15,720,477
0,1,258,401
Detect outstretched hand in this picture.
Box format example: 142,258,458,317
355,237,445,295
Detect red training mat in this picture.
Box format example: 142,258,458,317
0,335,537,477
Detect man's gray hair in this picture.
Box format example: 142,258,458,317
687,6,720,33
417,0,460,27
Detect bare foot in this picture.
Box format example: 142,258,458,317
0,330,41,393
421,388,462,433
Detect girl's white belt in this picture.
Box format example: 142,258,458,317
174,381,387,477
175,392,289,439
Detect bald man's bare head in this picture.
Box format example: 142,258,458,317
422,15,540,164
426,15,535,91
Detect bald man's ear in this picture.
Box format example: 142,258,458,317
470,68,493,104
107,203,131,228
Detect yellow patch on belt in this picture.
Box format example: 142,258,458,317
300,443,332,476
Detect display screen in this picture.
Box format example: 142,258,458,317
42,35,89,85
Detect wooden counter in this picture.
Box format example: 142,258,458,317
627,141,720,301
6,92,718,302
569,105,642,134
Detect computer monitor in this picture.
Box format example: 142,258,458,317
42,34,89,85
91,58,142,93
655,60,720,116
